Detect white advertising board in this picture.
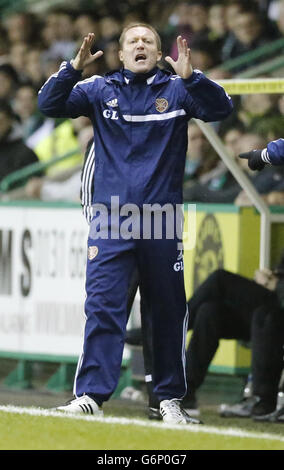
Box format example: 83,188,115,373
0,204,88,358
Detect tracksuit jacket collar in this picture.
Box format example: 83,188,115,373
104,67,172,86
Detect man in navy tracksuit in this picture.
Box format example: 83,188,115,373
38,23,232,424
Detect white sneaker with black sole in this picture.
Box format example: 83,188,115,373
160,399,202,425
55,395,103,416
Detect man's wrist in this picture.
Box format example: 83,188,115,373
70,59,83,72
180,67,193,80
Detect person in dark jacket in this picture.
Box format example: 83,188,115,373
185,266,284,421
0,100,40,189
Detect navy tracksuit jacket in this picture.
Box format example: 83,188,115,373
38,62,233,404
264,139,284,165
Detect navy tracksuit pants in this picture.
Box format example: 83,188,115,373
74,209,188,405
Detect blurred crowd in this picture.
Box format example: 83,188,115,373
1,0,284,204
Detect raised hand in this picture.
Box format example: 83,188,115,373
71,33,103,71
165,36,193,79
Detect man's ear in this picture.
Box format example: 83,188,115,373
118,50,124,62
157,51,162,63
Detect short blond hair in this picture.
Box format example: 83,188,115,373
119,22,162,51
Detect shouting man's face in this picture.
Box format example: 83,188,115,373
119,26,162,74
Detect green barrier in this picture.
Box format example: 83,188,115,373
237,55,284,79
214,37,284,73
0,148,79,193
0,0,29,16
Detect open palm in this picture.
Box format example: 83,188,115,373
165,36,193,79
71,33,103,71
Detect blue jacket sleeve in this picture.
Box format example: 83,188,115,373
181,70,233,122
38,61,93,118
266,139,284,165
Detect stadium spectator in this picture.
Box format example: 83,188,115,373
221,6,279,71
273,0,284,35
207,1,228,52
96,16,122,50
30,116,89,177
0,99,40,189
183,120,220,185
24,48,46,90
13,84,47,144
222,124,245,159
224,0,246,29
237,93,279,133
217,92,281,146
73,12,101,43
39,9,77,62
21,124,94,203
103,40,121,72
8,43,30,83
189,37,220,71
0,24,10,60
3,11,40,46
167,1,210,63
40,11,64,61
184,124,244,202
37,24,232,425
0,63,19,101
121,10,145,30
0,121,93,203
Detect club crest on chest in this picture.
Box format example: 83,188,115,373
155,98,168,113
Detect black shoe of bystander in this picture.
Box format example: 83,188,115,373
219,396,276,418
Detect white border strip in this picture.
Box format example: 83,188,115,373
123,109,186,122
0,405,283,443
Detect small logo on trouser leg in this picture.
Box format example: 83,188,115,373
88,246,99,260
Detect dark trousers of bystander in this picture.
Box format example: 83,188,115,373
185,269,284,403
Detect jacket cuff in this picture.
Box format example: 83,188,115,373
261,148,271,164
181,70,203,88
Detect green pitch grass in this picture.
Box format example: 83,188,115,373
0,404,283,450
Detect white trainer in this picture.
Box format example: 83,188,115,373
160,399,187,424
56,395,103,416
160,399,202,425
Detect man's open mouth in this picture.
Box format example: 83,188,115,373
135,54,147,62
